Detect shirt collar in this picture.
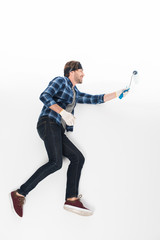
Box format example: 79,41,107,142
65,77,74,88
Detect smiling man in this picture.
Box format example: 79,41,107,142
10,60,129,217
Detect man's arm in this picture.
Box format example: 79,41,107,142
39,77,65,108
49,104,63,114
104,88,130,102
77,90,105,104
76,88,128,104
40,77,75,126
103,92,117,102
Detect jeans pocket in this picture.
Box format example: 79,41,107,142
37,121,46,140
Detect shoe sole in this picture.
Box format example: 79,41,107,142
64,205,93,216
9,192,22,218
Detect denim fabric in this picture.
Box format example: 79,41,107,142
17,116,85,200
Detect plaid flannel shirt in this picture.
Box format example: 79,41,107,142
39,76,105,132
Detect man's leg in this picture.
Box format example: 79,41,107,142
62,134,85,200
17,117,63,197
11,117,64,217
62,134,93,216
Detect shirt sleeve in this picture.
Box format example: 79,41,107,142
39,77,65,107
77,90,105,104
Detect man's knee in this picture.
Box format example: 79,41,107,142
56,162,63,170
78,152,85,166
50,160,62,172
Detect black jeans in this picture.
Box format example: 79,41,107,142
17,116,85,200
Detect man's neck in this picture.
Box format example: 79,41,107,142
68,77,76,87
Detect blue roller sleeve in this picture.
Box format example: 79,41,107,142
119,88,130,99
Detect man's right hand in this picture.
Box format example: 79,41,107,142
116,88,130,99
59,109,75,126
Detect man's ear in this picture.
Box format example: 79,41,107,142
69,71,74,77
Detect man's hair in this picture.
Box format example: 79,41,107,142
64,61,83,77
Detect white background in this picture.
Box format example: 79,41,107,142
1,0,160,239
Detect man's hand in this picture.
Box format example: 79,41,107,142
59,109,75,126
116,88,130,99
103,88,130,102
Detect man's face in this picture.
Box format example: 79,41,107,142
73,69,85,84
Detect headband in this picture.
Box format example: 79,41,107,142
64,62,83,76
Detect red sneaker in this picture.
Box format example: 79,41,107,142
10,191,25,217
64,195,93,216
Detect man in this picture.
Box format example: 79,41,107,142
10,61,129,217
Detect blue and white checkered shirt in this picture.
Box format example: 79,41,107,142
39,76,105,132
